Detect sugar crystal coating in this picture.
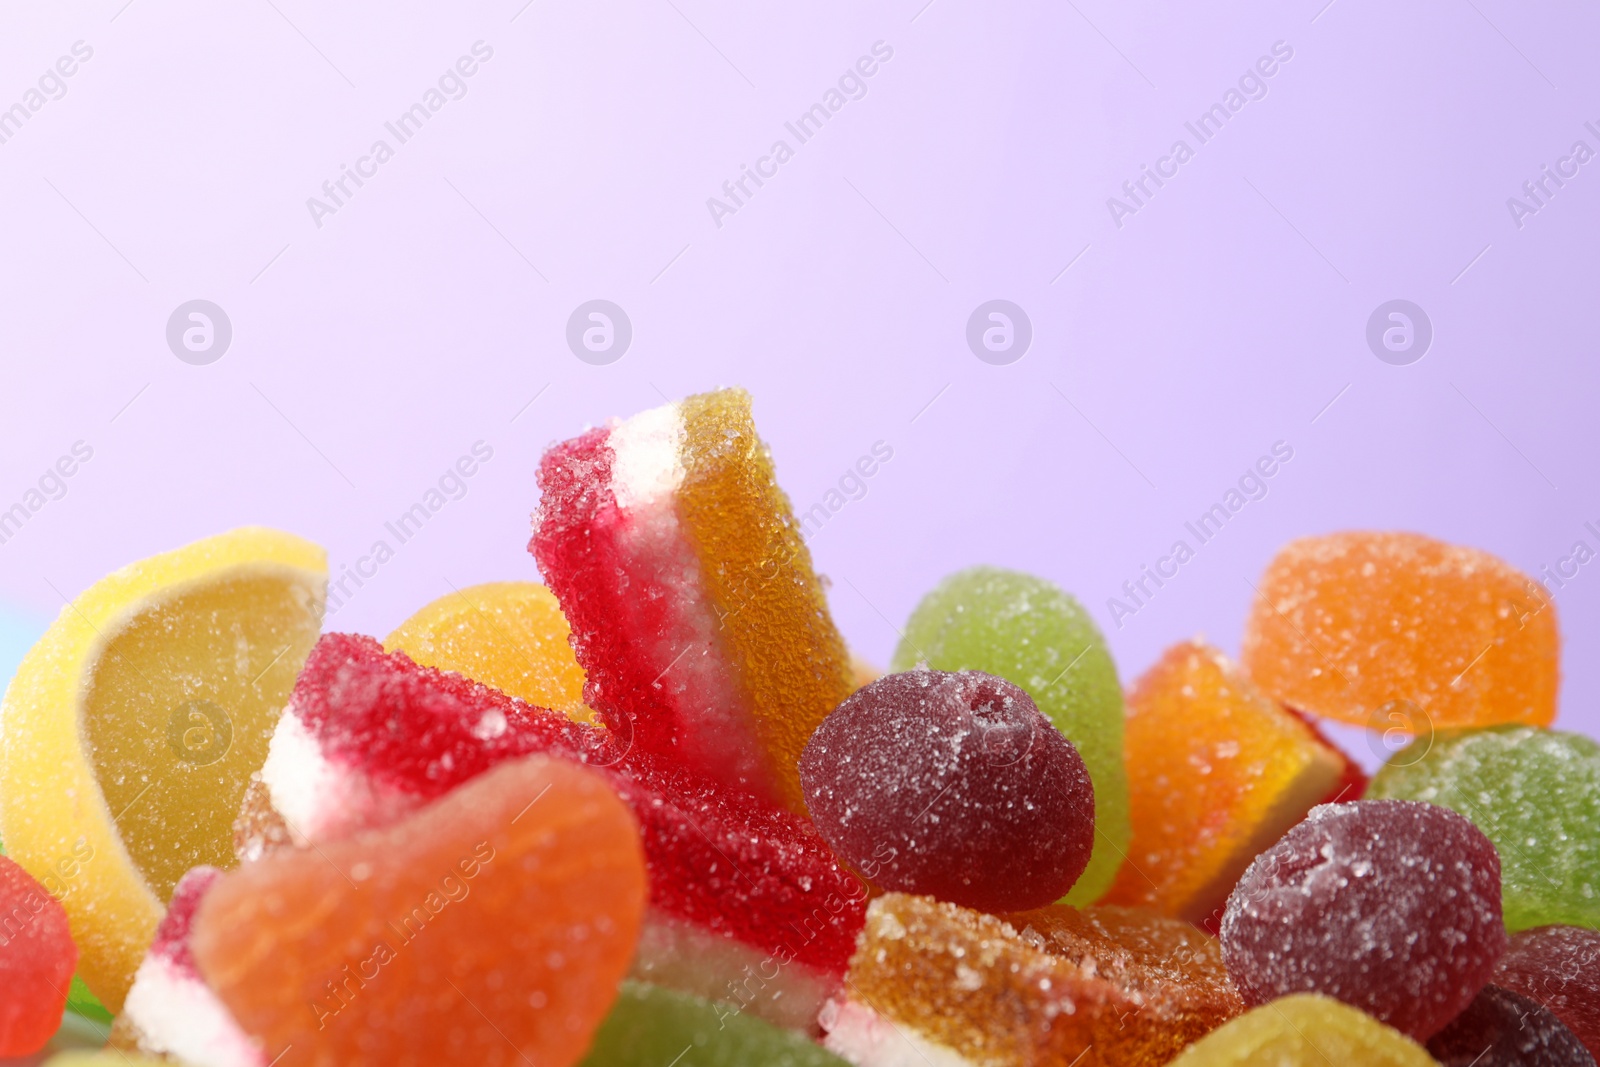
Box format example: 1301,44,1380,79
0,855,78,1056
1492,925,1600,1058
1369,725,1600,932
1241,531,1558,728
800,669,1094,912
530,388,854,810
1167,993,1437,1066
1427,984,1594,1066
578,981,848,1067
194,756,646,1067
830,892,1242,1066
1105,640,1350,924
1221,799,1506,1040
891,566,1129,904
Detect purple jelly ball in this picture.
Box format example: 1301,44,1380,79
797,669,1095,913
1427,984,1595,1066
1221,799,1507,1041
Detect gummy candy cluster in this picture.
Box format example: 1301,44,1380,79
1,388,1597,1067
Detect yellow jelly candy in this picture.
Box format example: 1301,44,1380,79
0,528,326,1010
385,581,591,723
1168,994,1439,1066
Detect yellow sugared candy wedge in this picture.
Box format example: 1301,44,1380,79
0,528,326,1011
1168,994,1439,1066
384,581,591,723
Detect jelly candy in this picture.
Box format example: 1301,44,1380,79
825,892,1242,1066
112,866,261,1067
799,669,1095,912
0,855,77,1056
0,528,326,1010
386,581,592,723
1492,925,1600,1057
243,633,865,1032
1369,725,1600,932
1241,531,1558,729
1167,993,1437,1066
251,633,609,847
194,756,646,1067
1221,799,1506,1040
1427,984,1594,1066
891,566,1129,903
579,981,848,1067
530,387,854,809
1104,640,1351,924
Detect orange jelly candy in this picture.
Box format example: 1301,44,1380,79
1241,531,1558,729
192,756,646,1067
825,893,1242,1067
1105,641,1349,924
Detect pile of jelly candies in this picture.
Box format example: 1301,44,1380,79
2,387,1598,1067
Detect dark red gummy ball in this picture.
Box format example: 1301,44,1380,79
1220,799,1507,1041
1493,925,1600,1059
0,855,78,1056
798,669,1095,913
1427,985,1595,1067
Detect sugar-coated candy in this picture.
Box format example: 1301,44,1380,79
578,981,848,1067
112,866,261,1067
243,633,866,1032
0,528,326,1009
45,1055,169,1067
1492,925,1600,1058
1241,531,1558,728
1427,984,1594,1066
1369,725,1600,932
891,566,1129,904
385,581,592,723
1167,993,1438,1066
0,855,77,1056
195,756,646,1067
824,893,1242,1066
530,387,854,810
1104,640,1351,924
1221,799,1506,1040
799,669,1095,912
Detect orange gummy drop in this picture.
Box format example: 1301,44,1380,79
1241,531,1558,729
830,893,1241,1066
192,756,646,1067
1105,641,1347,923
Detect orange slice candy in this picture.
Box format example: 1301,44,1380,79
1104,640,1348,924
192,756,646,1067
1241,531,1558,729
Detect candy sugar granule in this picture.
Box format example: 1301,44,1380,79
1369,725,1600,933
799,669,1095,912
193,756,646,1067
1221,799,1505,1040
1167,993,1438,1066
891,566,1130,904
1105,639,1349,924
1241,531,1558,729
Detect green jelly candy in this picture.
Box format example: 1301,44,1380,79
1369,725,1600,933
891,566,1130,904
578,981,847,1067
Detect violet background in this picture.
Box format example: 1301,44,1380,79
2,0,1597,769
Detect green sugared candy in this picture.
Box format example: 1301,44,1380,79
578,982,847,1067
1369,725,1600,933
891,566,1130,904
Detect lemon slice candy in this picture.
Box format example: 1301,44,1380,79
0,528,327,1011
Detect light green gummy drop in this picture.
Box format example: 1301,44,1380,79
891,566,1130,904
578,981,848,1067
1368,724,1600,933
